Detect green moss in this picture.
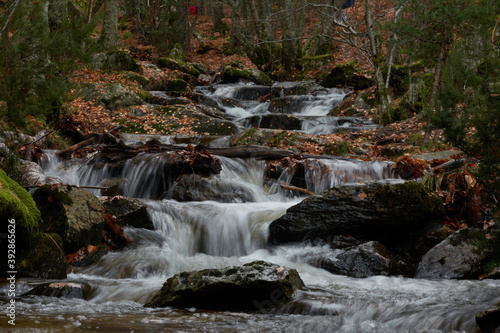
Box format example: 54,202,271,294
157,57,200,77
231,128,257,146
372,181,445,224
0,169,41,243
32,185,73,238
325,141,353,156
271,130,298,146
123,73,150,87
123,121,147,134
137,90,152,103
166,79,189,92
17,233,67,278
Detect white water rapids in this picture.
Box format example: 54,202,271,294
2,150,499,332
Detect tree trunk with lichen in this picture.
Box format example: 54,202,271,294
99,0,118,51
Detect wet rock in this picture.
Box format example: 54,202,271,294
476,305,500,333
233,85,273,100
25,282,89,299
172,174,254,203
319,241,402,278
33,185,106,253
68,243,109,267
241,114,302,131
144,261,305,310
18,233,68,279
268,96,312,114
268,181,445,250
99,177,125,197
415,228,500,279
271,81,326,96
101,197,153,230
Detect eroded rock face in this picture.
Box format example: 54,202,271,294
415,228,500,279
18,233,68,279
268,181,444,249
33,185,106,253
144,261,305,311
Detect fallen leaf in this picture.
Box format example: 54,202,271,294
357,192,367,199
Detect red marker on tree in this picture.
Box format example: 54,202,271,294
189,5,197,16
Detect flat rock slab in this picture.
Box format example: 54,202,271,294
144,261,305,311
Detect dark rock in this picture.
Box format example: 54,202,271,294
241,114,302,131
78,83,144,110
101,197,153,230
172,174,255,203
270,81,326,96
166,79,189,92
319,241,402,278
320,63,373,90
144,261,305,310
268,96,312,114
476,305,500,333
33,185,106,253
69,243,109,267
25,282,89,299
233,86,273,100
99,177,125,197
415,228,500,279
268,181,445,250
18,233,68,279
221,66,273,86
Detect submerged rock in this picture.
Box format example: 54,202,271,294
25,282,89,299
144,261,305,311
33,185,106,253
415,228,500,279
268,181,444,249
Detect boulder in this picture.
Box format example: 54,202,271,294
271,81,327,97
25,282,89,299
33,185,106,253
78,83,144,110
241,114,302,131
144,261,305,310
18,233,68,279
157,57,201,77
172,174,255,203
90,50,142,73
221,66,273,86
268,181,445,250
101,197,153,230
232,85,273,100
320,62,372,90
415,228,500,279
318,241,402,278
268,96,312,114
476,305,500,333
99,177,125,197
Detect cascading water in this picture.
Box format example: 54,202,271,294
2,82,499,332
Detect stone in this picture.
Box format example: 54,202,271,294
241,114,302,131
320,62,372,90
172,174,255,203
33,185,106,253
18,233,68,279
415,228,500,279
25,282,89,299
221,66,273,86
476,305,500,333
144,261,305,310
318,241,402,278
268,181,445,250
90,50,142,73
101,197,153,230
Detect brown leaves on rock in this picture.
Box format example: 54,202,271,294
103,213,131,250
394,155,428,180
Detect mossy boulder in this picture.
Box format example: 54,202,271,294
268,181,445,250
0,169,41,255
90,50,142,73
320,62,373,90
78,83,144,110
18,233,68,279
166,79,189,92
33,185,106,253
221,65,273,86
415,228,500,279
168,43,186,62
157,57,201,77
144,261,305,310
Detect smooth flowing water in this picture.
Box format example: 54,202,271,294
1,83,498,332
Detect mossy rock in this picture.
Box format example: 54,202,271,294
157,57,201,77
0,169,41,255
168,43,186,62
221,66,273,86
320,62,372,90
166,79,189,92
299,54,334,72
17,233,68,279
122,73,150,87
33,185,106,253
91,50,142,73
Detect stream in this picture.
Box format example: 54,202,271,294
1,83,499,332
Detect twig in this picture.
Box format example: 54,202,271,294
24,184,109,190
18,130,53,147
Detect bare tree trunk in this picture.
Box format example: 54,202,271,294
429,39,448,110
209,0,225,33
279,0,299,69
99,0,118,51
